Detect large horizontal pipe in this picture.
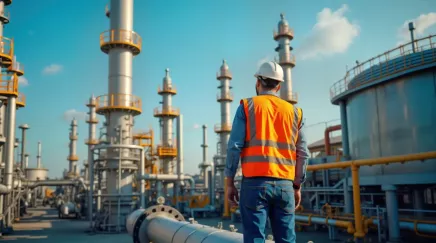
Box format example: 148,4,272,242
295,215,355,234
145,216,275,243
29,179,78,189
369,219,436,235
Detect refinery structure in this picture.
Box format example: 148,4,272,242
1,1,436,243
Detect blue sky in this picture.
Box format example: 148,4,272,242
8,0,436,177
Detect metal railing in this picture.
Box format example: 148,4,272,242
67,155,79,161
10,61,24,74
85,139,99,145
214,123,232,133
153,106,180,116
69,134,78,140
100,29,142,52
95,93,142,113
0,10,10,20
157,84,177,94
217,91,234,101
330,35,436,99
157,145,177,157
0,73,18,95
0,37,13,59
273,26,294,40
16,92,26,106
275,53,296,66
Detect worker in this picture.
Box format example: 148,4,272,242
224,61,309,243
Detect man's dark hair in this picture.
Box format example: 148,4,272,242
258,76,280,89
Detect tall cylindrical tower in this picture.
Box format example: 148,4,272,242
36,141,42,168
153,69,179,175
199,125,211,189
0,0,25,227
66,118,79,178
85,95,99,183
19,124,29,170
274,13,297,104
214,60,233,192
95,0,143,229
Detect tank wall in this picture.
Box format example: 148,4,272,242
346,68,436,176
26,169,49,181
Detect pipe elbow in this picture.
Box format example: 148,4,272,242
347,222,355,234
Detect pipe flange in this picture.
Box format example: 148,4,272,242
131,205,184,243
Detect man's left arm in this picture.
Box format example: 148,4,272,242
294,120,310,187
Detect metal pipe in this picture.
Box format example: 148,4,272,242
409,22,416,53
324,124,341,156
200,124,209,189
4,96,17,226
383,185,401,242
29,179,78,189
19,124,29,170
25,153,29,169
36,141,42,168
140,146,145,208
295,215,355,234
88,150,94,224
176,114,183,209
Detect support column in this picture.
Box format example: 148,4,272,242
413,189,424,218
339,100,353,214
382,185,401,242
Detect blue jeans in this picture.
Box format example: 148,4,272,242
240,177,296,243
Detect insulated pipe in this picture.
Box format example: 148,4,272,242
127,205,274,243
369,219,436,235
29,179,78,189
324,124,341,156
145,216,274,243
36,141,42,168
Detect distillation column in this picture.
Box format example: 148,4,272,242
0,0,26,228
96,0,143,230
153,69,179,181
214,60,233,196
274,13,297,104
199,125,211,189
66,119,79,178
85,95,99,184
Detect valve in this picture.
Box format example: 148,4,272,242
217,222,223,229
229,225,237,232
157,196,165,205
267,235,274,240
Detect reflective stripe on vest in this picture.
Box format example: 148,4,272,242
240,96,302,180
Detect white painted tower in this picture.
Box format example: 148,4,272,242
198,124,211,189
214,60,233,191
66,118,79,178
95,0,143,230
154,69,179,175
274,13,297,104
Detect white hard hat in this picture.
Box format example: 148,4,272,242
254,61,284,82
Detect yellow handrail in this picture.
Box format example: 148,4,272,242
307,151,436,239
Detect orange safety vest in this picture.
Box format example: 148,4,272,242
240,95,303,180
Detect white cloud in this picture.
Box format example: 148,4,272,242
397,12,436,45
193,124,200,129
42,64,63,75
63,109,86,121
297,4,359,60
18,76,29,87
